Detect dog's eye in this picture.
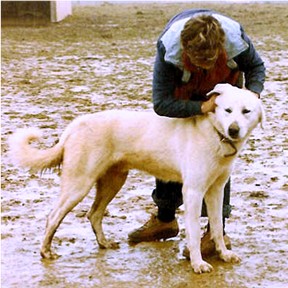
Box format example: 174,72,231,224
242,108,251,114
225,108,232,113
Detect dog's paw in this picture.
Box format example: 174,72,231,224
99,240,120,249
108,241,120,249
220,250,241,263
40,249,60,260
191,260,213,274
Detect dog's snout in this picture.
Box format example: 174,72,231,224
228,122,240,138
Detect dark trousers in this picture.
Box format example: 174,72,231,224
152,179,231,231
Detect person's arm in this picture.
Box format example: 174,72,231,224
152,42,203,118
234,28,266,96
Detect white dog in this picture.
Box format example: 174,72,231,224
9,84,264,273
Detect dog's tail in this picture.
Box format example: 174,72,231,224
8,128,64,172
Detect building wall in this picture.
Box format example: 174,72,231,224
50,1,72,22
1,1,72,24
1,1,50,19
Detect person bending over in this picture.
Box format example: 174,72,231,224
129,9,265,257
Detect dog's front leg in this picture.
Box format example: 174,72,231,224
205,180,241,264
182,184,213,274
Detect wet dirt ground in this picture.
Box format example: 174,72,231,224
1,2,288,287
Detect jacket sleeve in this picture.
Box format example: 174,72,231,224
234,28,266,95
152,42,203,118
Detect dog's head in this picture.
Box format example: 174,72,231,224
207,84,265,142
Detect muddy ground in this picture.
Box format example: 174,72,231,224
1,2,288,288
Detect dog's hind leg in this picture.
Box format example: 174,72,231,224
40,174,96,260
204,176,241,264
87,165,128,249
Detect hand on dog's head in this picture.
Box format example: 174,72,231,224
202,84,231,114
201,93,220,113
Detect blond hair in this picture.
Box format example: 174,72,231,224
181,15,225,64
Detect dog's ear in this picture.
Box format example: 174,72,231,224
206,83,232,98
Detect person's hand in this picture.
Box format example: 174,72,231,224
201,94,218,114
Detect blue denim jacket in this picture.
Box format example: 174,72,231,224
153,9,266,118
